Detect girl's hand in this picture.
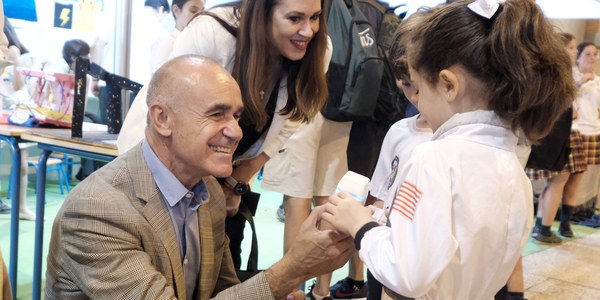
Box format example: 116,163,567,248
321,192,374,238
7,45,21,64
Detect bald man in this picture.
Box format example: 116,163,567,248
45,56,353,300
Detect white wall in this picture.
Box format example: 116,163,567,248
9,0,121,74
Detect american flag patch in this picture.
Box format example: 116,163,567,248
393,181,422,220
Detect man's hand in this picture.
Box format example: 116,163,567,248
265,205,354,299
221,184,242,217
285,289,305,300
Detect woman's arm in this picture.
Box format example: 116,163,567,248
7,46,23,91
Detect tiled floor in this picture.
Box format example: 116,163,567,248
251,181,600,299
523,231,600,300
1,178,599,299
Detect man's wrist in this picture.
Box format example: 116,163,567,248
265,256,305,299
223,176,249,195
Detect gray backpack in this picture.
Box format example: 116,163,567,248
321,0,384,122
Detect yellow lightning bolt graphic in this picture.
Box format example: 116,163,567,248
60,8,71,27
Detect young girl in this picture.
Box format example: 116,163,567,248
1,17,37,221
364,11,433,299
572,42,600,213
526,32,588,243
149,0,205,75
322,0,574,298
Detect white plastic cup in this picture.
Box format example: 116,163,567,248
335,171,370,205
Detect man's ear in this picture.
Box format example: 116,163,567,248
148,103,173,137
438,69,459,102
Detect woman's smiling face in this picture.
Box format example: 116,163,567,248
270,0,322,61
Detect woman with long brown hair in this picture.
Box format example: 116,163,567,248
117,0,330,280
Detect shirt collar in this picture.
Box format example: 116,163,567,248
141,140,209,208
432,110,518,151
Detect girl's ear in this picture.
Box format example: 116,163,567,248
172,4,181,17
438,69,459,102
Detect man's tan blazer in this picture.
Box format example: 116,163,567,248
45,144,273,299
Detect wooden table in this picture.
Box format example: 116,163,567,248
20,130,118,300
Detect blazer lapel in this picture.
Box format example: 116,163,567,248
128,145,187,299
198,202,215,299
143,195,186,299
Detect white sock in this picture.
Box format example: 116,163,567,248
311,291,330,300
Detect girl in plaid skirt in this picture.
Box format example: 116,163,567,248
573,42,600,166
525,33,588,243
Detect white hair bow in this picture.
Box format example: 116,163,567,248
467,0,506,19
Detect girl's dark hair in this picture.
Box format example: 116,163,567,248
232,0,328,130
408,0,574,142
576,42,597,60
172,0,196,18
172,0,187,17
3,17,29,54
62,39,91,66
389,10,429,80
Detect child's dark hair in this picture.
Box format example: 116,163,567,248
145,0,170,13
62,39,91,66
558,32,575,47
389,11,429,81
407,0,574,142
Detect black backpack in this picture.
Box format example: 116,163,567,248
321,0,385,122
322,0,408,126
358,0,409,128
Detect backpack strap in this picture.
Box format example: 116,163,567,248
187,2,241,38
237,201,258,272
201,11,238,37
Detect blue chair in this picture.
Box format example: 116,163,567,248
26,154,71,195
4,145,72,198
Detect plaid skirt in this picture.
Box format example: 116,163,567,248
581,133,600,165
526,130,587,180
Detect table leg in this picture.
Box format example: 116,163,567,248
6,138,21,300
32,150,50,300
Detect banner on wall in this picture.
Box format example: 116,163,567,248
2,0,38,22
54,2,74,29
73,0,104,32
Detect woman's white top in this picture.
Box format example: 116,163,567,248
117,6,331,161
573,67,600,135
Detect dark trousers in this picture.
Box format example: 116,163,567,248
367,269,382,300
